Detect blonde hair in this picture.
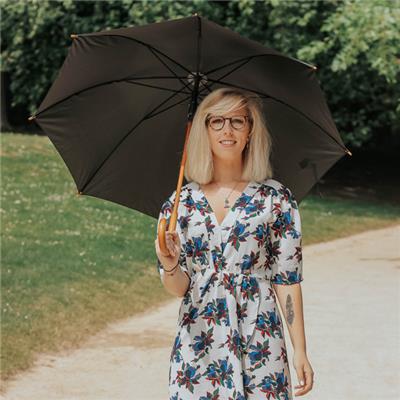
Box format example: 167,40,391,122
184,87,274,184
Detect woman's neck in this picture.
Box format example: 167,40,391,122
212,158,244,184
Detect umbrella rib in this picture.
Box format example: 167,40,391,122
196,14,202,75
146,90,197,119
205,53,316,76
147,46,190,90
208,58,253,83
34,76,191,118
144,83,213,120
125,80,192,96
204,78,347,152
205,56,255,76
79,79,195,193
142,79,194,119
81,33,192,75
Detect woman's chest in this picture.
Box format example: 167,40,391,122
203,192,243,226
184,191,274,249
200,182,250,227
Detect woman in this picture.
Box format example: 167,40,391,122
154,87,314,399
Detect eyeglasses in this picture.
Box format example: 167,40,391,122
206,115,251,131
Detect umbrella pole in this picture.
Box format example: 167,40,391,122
158,75,201,256
157,119,192,255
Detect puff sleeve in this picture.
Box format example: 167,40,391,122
266,185,304,285
156,190,189,283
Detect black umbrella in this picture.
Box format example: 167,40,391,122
29,14,351,252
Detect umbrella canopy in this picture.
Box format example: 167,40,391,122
29,14,351,218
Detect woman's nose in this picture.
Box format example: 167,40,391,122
222,119,234,134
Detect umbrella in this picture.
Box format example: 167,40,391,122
28,13,351,254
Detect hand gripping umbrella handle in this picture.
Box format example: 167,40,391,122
158,120,193,255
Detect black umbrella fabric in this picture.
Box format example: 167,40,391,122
29,14,351,218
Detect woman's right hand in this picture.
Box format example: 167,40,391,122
154,230,181,270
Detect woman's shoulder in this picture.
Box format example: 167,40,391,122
165,182,193,205
259,178,296,201
259,177,284,191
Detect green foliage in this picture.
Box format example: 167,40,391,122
1,0,399,150
299,0,399,84
296,0,400,148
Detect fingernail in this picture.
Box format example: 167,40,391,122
300,380,304,385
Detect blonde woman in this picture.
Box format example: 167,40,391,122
155,87,314,399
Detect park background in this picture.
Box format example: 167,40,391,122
1,0,399,393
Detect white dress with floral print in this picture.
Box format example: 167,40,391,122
156,178,303,400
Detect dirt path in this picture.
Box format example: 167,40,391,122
2,225,399,400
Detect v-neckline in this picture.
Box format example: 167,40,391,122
195,181,254,229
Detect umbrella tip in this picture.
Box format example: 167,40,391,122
312,64,317,70
76,190,83,196
70,34,79,39
345,148,352,156
193,12,199,16
28,115,36,121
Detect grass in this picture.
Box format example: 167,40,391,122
1,132,399,383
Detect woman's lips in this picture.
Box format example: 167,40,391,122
219,141,236,147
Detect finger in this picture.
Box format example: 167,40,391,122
165,234,173,251
167,236,176,255
296,368,306,388
174,232,180,244
156,236,170,257
304,369,314,389
166,237,175,256
166,232,175,242
295,369,313,395
169,231,178,239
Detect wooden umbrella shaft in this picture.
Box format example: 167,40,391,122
158,74,200,255
157,119,193,256
168,119,192,232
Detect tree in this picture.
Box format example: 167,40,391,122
1,0,398,150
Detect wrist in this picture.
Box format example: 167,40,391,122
162,260,180,275
294,348,307,356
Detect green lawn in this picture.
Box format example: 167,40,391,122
1,132,399,382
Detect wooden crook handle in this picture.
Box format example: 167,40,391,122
157,217,169,255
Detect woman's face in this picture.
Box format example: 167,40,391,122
206,106,251,161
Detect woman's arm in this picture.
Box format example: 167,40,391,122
156,191,191,298
155,231,190,298
160,260,190,298
273,282,306,352
273,282,314,395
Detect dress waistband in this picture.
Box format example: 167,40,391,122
192,268,271,282
188,269,273,307
219,270,271,281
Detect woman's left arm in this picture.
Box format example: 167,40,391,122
273,282,314,396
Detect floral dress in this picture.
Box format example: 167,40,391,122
156,178,303,400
